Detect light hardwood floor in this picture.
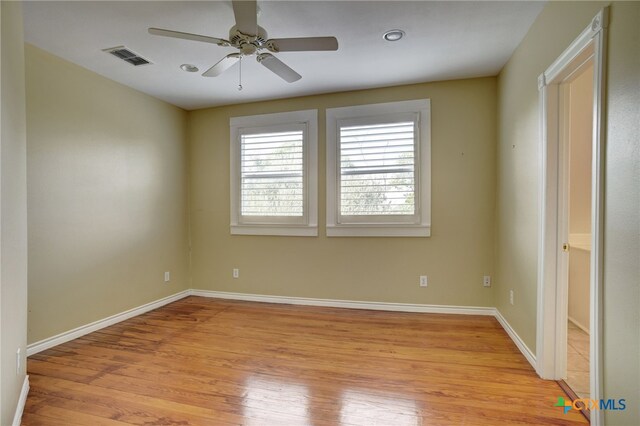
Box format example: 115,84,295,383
22,296,587,425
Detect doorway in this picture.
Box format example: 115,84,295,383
536,7,607,426
561,62,593,400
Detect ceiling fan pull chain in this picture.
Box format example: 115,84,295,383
238,55,243,91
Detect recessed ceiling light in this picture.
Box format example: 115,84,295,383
383,29,405,42
180,64,199,73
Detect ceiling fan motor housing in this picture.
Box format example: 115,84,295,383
229,25,268,56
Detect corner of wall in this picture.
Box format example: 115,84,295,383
1,1,29,424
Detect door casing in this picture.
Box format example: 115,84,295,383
536,7,608,426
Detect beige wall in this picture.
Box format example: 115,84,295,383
568,64,593,236
1,1,29,424
495,0,605,352
497,1,639,423
602,2,640,424
567,64,593,333
25,45,191,343
568,249,590,332
18,2,639,423
189,78,496,306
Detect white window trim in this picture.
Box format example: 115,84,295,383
326,99,431,237
230,109,318,236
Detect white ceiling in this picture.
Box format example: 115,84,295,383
23,1,545,110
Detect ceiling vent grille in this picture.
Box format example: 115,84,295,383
103,46,151,66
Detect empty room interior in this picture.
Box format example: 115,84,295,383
1,0,638,425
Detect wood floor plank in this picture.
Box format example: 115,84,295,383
25,405,130,426
23,296,587,425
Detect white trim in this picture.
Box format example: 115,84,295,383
26,290,190,356
495,310,537,369
555,80,571,380
568,316,590,334
537,8,607,425
24,288,538,383
536,66,559,380
12,375,29,426
229,109,318,236
326,224,430,237
326,99,431,237
542,10,603,84
193,290,536,369
589,10,607,426
191,289,493,316
230,225,317,237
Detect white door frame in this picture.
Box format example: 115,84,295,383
536,7,608,425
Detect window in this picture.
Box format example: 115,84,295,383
230,110,318,236
326,100,431,237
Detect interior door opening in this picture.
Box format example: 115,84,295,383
536,8,607,426
560,61,594,402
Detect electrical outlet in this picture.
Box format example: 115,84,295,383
233,268,239,279
483,275,491,287
16,348,21,375
419,275,428,287
164,271,170,282
509,289,514,305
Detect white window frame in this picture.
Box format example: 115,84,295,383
326,99,431,237
230,110,318,236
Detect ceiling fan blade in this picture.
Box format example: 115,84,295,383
267,37,339,52
257,53,301,83
232,0,257,35
202,53,241,77
148,28,228,46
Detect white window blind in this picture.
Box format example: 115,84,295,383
230,109,318,236
326,100,431,237
339,121,416,216
241,130,304,217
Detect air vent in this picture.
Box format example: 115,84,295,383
103,46,151,66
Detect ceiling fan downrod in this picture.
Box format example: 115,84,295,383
238,56,243,91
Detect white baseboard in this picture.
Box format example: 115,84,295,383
26,290,190,356
26,288,537,376
194,291,537,370
12,375,29,426
190,290,496,316
194,291,538,370
494,309,537,369
568,315,590,334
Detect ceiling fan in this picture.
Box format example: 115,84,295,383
148,0,339,83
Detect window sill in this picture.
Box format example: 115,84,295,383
326,225,431,237
231,225,318,237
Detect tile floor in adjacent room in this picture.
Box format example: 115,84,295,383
566,320,590,399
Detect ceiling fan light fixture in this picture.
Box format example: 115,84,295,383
383,29,405,42
180,63,199,72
